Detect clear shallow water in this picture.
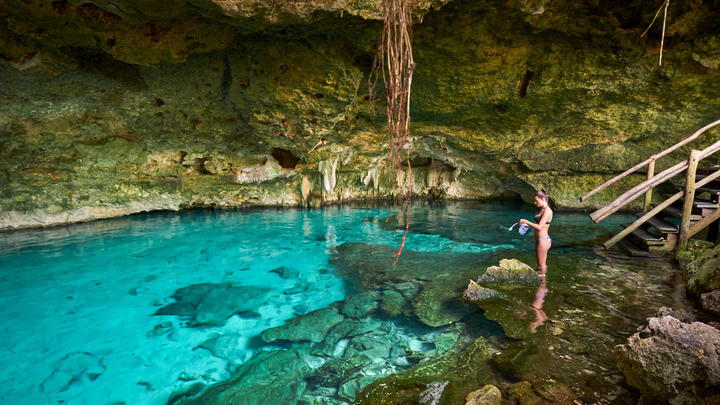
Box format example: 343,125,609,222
0,201,632,405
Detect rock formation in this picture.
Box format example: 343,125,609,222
614,315,720,403
1,0,719,229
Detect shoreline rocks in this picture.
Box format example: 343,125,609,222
701,290,720,315
683,243,720,295
614,315,720,403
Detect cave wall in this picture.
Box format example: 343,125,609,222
1,0,719,229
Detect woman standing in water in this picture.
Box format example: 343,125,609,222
519,189,553,276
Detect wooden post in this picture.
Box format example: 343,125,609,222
644,158,656,212
678,149,701,251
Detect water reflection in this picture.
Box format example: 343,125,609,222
530,276,549,333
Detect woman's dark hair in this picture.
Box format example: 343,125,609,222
535,188,549,203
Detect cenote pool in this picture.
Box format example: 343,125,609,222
0,201,692,404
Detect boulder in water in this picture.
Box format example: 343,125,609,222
476,259,539,286
701,290,720,315
614,315,720,403
462,280,506,302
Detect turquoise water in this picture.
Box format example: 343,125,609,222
0,201,630,405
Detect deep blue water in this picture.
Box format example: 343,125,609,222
0,201,631,405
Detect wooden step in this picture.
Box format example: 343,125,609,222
696,166,720,175
695,173,720,183
636,213,679,233
619,239,651,257
662,206,702,221
678,197,720,209
621,223,667,246
697,186,720,196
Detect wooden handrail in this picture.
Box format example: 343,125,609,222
602,166,720,248
581,119,720,202
590,159,688,222
590,138,720,223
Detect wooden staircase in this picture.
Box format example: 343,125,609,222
581,119,720,257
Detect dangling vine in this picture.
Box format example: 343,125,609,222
369,0,416,265
641,0,671,66
369,0,415,194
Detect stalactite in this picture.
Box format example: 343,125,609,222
301,175,312,205
318,156,339,194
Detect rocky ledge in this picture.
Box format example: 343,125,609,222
2,0,720,229
615,313,720,403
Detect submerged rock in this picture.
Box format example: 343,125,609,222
340,292,379,318
614,315,720,403
197,333,244,361
154,283,270,327
337,375,377,402
380,290,407,316
464,384,501,405
261,307,344,343
356,337,497,405
305,355,372,388
269,265,300,280
181,347,314,405
507,381,543,404
146,321,174,338
40,352,106,395
412,286,477,327
476,259,539,286
167,382,205,405
323,318,383,347
284,279,312,295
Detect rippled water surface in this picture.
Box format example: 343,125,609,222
0,201,634,405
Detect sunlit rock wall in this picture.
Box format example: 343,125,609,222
1,0,719,229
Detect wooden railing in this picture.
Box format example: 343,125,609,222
581,119,720,250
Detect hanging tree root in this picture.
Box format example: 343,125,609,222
641,0,671,66
369,0,415,193
369,0,416,265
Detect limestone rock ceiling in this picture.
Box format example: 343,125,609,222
0,0,449,64
0,0,719,228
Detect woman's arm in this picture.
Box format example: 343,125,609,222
519,219,543,231
519,209,551,231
